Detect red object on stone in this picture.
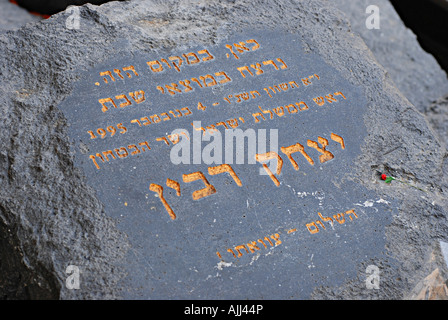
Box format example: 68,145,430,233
381,174,387,180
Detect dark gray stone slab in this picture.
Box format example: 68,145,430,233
0,0,447,299
59,30,394,299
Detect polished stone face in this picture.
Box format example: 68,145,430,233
58,30,395,298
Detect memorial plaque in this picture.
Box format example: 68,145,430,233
58,30,395,299
2,0,447,300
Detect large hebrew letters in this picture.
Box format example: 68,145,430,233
183,52,200,64
255,152,283,187
215,71,232,84
89,155,101,170
100,66,140,84
333,213,345,224
150,184,177,220
225,39,260,60
276,58,288,69
99,71,115,83
166,178,181,197
237,66,253,78
281,142,314,170
115,94,132,108
114,147,129,158
147,60,164,72
307,137,334,163
263,59,278,70
200,74,217,87
198,49,214,62
99,98,117,113
306,222,320,234
331,133,345,150
168,56,183,72
246,39,260,51
251,63,264,75
345,209,358,220
208,164,243,187
129,90,145,104
122,65,139,78
183,171,217,200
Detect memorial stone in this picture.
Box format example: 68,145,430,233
0,0,447,299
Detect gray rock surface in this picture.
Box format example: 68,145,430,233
325,4,448,296
331,0,448,167
424,95,448,149
331,0,448,114
0,0,41,33
0,0,447,299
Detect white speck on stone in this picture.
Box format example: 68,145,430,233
363,201,374,207
249,253,261,265
216,261,233,270
297,191,311,198
355,200,374,207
